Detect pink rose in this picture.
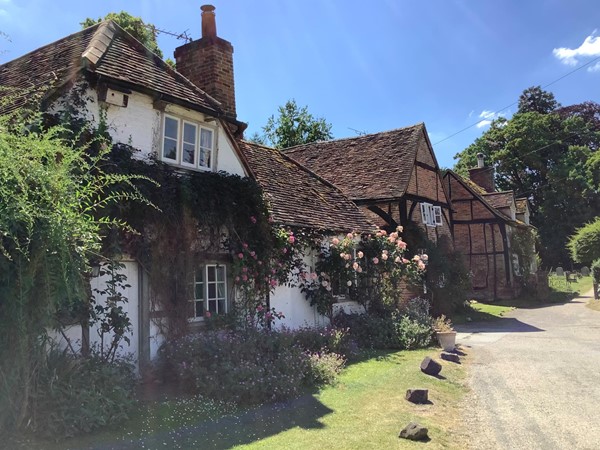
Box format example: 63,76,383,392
347,232,353,239
238,253,244,259
204,311,211,318
242,274,248,281
289,235,295,244
381,254,388,261
352,262,359,270
257,305,264,312
242,242,249,249
310,272,318,280
372,257,379,264
357,251,364,259
397,240,407,250
250,216,257,224
235,276,240,283
332,237,340,246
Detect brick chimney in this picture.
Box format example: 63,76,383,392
174,5,236,119
468,153,495,192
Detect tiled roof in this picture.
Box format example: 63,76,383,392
0,20,222,116
284,124,424,201
238,140,374,233
482,191,515,210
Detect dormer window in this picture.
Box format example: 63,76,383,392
162,114,214,170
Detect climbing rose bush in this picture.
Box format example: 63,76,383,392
299,227,427,318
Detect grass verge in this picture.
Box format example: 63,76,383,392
14,349,469,450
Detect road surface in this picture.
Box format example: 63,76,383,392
457,290,600,450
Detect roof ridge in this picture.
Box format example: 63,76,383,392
0,23,101,69
82,20,118,68
283,122,424,153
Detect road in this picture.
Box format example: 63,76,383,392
457,290,600,450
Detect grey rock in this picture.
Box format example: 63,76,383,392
441,351,460,363
399,422,429,441
420,356,442,376
405,388,429,404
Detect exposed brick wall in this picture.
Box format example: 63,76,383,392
468,167,494,192
415,137,435,166
174,37,236,119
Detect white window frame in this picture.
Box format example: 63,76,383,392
161,114,215,171
189,264,227,321
420,203,442,227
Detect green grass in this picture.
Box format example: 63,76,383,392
15,349,469,450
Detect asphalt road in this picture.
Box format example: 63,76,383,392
457,290,600,450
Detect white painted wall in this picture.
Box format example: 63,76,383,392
89,259,139,360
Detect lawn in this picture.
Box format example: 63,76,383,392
17,349,469,450
453,276,595,324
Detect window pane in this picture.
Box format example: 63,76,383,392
165,117,178,139
199,149,211,168
200,128,213,149
195,300,204,318
196,270,204,283
208,284,216,299
195,282,204,300
183,143,195,164
184,123,197,144
217,283,225,298
218,299,226,314
216,266,225,281
163,137,177,160
208,300,217,313
207,266,216,282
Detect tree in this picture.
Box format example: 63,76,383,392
568,217,600,265
257,99,333,149
82,11,163,58
454,88,600,267
518,86,560,114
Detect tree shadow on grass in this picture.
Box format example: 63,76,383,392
92,392,333,450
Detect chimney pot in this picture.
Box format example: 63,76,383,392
201,4,217,39
476,152,485,168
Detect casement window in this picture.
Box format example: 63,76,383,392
162,114,214,170
190,264,227,320
420,203,443,227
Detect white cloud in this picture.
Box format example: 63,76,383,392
553,33,600,66
588,61,600,72
476,110,504,128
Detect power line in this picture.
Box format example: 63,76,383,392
433,54,600,146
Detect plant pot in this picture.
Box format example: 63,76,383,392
436,331,457,352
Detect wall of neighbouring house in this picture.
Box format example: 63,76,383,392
446,174,516,300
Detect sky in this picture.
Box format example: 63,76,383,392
1,0,599,169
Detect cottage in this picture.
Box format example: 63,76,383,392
284,124,453,246
0,6,377,366
443,154,537,300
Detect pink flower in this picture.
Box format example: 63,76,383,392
357,251,364,259
344,253,352,261
258,260,263,265
204,311,212,318
250,216,257,224
394,256,401,263
250,251,256,257
352,262,359,270
402,258,409,264
242,274,248,281
272,269,277,274
421,254,429,261
242,242,249,249
270,279,278,287
388,236,396,243
397,240,407,250
282,248,288,254
396,225,404,233
322,280,329,287
372,257,379,264
235,276,240,283
289,235,295,244
381,253,388,261
380,230,387,236
268,216,274,223
265,312,272,319
238,253,244,259
332,237,340,246
347,232,353,239
357,266,363,273
257,305,264,312
242,267,248,273
413,255,421,261
418,261,426,270
310,272,318,280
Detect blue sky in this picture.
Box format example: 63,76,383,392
1,0,599,168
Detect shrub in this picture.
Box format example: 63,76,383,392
333,311,433,350
157,330,309,405
568,217,600,265
25,350,136,438
290,326,358,358
592,259,600,284
304,352,346,386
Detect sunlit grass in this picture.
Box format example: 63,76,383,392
17,349,469,450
